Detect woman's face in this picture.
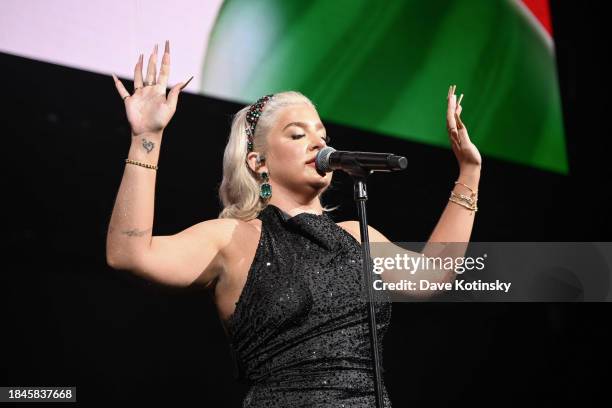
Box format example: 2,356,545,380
261,103,332,197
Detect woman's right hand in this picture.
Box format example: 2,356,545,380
112,40,193,137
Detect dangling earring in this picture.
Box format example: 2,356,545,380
259,171,272,199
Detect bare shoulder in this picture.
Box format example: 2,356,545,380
186,216,259,244
221,216,262,247
336,220,391,243
197,217,252,243
190,217,263,263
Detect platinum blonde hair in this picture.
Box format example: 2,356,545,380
218,91,337,220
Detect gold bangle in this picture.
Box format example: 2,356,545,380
125,158,158,170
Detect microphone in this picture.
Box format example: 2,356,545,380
315,146,407,174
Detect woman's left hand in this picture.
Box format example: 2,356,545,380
446,85,482,172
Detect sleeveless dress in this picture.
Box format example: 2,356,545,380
223,203,393,407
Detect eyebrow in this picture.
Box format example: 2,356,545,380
283,121,325,131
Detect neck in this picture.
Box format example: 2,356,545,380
268,186,324,217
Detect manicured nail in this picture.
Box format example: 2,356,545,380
165,40,170,54
455,113,463,129
458,93,464,105
180,75,194,90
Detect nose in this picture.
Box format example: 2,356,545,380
308,133,326,151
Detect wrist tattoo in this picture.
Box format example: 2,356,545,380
142,138,155,153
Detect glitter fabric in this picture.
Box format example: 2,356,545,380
223,204,393,407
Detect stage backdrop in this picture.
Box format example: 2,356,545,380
0,0,566,174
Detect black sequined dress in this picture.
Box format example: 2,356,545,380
223,204,392,408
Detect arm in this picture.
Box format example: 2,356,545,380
421,84,482,283
338,222,447,299
106,41,193,280
131,219,234,287
421,168,480,282
339,85,482,299
105,131,163,270
106,134,232,286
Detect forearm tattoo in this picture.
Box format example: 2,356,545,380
141,138,155,153
111,226,152,237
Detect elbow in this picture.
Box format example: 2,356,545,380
105,242,121,269
105,251,135,271
105,238,118,269
106,252,122,270
105,240,144,271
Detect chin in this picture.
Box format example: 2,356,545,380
308,175,331,191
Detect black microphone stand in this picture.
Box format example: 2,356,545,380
318,147,406,408
348,167,385,408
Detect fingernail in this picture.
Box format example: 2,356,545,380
153,43,158,54
165,40,170,54
140,53,143,63
455,114,463,129
180,75,194,90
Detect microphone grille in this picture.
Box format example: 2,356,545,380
315,146,336,173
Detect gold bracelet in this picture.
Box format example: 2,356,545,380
125,158,158,170
450,191,477,205
454,181,477,197
449,193,478,212
449,196,478,212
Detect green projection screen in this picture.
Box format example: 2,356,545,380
201,0,567,174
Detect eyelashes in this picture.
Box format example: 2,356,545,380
291,134,331,143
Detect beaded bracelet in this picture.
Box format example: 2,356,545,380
125,158,158,170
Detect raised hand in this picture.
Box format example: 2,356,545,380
112,41,193,137
446,85,482,172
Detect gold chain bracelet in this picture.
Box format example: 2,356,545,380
449,179,478,212
454,180,477,197
453,192,476,205
125,158,158,170
449,194,478,212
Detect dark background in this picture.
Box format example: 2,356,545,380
1,1,610,406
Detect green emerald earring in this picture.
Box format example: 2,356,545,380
259,171,272,199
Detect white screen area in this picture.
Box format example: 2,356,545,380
0,0,225,93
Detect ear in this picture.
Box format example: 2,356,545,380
246,151,267,174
